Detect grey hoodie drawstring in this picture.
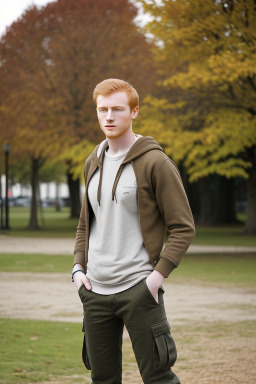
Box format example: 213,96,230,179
95,136,157,206
96,141,108,206
97,164,103,206
112,164,125,203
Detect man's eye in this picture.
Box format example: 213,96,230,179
114,108,121,111
99,109,107,113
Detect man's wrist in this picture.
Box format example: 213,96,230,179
151,270,164,285
72,263,85,274
71,269,86,282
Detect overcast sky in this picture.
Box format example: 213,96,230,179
0,0,149,38
0,0,51,36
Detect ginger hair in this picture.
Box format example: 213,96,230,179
93,78,139,110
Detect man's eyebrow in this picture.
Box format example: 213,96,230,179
97,105,125,109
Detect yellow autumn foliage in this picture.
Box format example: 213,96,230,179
138,0,256,181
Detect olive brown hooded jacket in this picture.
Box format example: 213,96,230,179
74,136,195,278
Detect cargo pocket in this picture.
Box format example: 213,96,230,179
82,319,91,370
152,318,177,371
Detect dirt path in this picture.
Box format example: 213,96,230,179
1,235,256,254
1,271,255,325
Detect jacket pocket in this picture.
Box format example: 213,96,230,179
82,320,91,370
151,318,177,371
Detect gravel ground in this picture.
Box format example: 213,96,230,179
1,271,256,325
1,236,256,384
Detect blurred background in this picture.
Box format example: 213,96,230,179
0,2,256,384
0,0,256,235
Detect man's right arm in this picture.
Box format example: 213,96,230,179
73,197,91,291
73,155,94,291
73,155,93,266
73,193,87,265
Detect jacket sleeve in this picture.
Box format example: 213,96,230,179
153,156,196,277
73,156,92,268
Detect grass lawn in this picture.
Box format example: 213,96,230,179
0,318,89,384
0,253,255,286
2,207,77,238
172,253,256,286
0,207,256,247
0,318,255,384
193,225,256,247
0,253,73,273
1,207,256,246
171,253,256,286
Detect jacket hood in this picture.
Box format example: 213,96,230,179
92,136,163,163
90,136,164,205
122,136,163,163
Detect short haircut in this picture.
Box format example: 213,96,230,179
93,78,139,110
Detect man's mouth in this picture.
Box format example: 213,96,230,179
105,125,116,128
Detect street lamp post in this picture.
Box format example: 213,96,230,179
3,144,10,230
0,174,3,229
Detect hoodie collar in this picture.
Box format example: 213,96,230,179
91,136,163,205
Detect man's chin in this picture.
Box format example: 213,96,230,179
105,132,120,139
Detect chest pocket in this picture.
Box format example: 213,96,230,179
114,164,138,212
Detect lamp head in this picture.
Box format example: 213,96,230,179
3,144,10,154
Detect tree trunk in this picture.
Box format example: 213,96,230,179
198,177,214,225
245,146,256,235
37,182,45,227
212,176,238,225
27,157,40,230
55,181,61,212
186,180,200,223
67,170,81,218
0,174,4,229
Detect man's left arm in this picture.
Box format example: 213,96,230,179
147,157,195,295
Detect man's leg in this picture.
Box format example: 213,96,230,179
79,286,124,384
117,280,180,384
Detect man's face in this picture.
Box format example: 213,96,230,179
96,92,138,139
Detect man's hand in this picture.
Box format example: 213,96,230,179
72,264,92,291
146,270,164,303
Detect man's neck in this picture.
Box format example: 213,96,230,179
106,130,136,156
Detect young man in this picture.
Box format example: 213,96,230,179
72,79,195,384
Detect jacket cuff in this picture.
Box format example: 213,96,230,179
73,251,85,269
154,257,176,278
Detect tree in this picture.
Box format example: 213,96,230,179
0,0,156,226
0,5,61,229
38,0,156,217
138,0,256,232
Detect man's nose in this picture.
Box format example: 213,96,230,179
106,109,114,121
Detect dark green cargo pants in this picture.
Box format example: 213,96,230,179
78,278,180,384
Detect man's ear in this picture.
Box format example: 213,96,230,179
132,106,139,120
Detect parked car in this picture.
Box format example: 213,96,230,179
14,196,31,207
0,197,16,207
41,198,55,207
